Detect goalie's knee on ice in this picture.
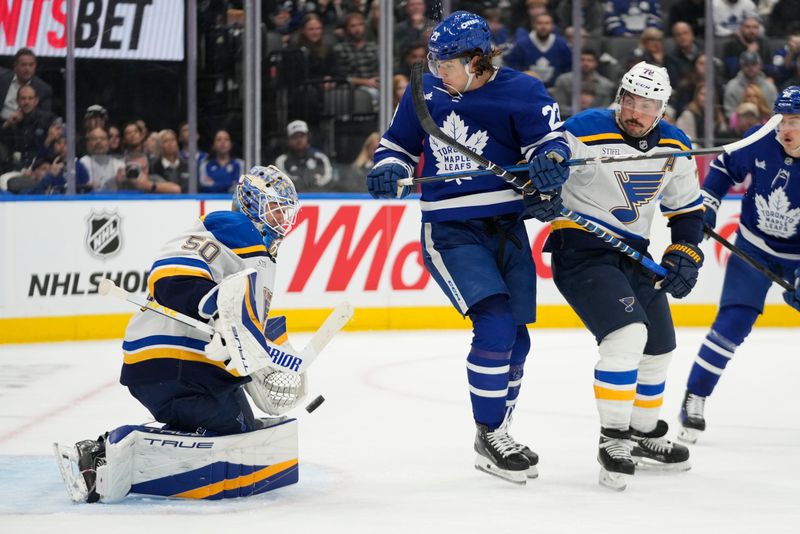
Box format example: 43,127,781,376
96,421,299,502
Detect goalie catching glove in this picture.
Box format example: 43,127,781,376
203,269,305,376
659,242,704,298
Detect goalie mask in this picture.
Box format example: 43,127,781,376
233,165,299,255
614,62,672,137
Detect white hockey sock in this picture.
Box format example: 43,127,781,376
594,323,647,430
631,351,672,433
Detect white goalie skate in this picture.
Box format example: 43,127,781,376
53,442,91,503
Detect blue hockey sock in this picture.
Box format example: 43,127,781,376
467,294,516,429
506,326,531,413
687,305,759,397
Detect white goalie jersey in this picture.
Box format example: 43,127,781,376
554,108,703,243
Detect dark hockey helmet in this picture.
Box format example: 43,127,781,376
428,11,491,62
774,86,800,115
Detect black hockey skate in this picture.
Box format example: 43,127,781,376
76,437,107,503
678,390,706,444
474,423,530,485
631,420,690,472
598,428,635,491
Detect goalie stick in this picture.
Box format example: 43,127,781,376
400,114,783,186
404,62,668,278
99,278,354,374
703,225,794,292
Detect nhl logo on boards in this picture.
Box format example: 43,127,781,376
85,210,122,258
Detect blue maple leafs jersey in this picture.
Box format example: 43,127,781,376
704,126,800,258
553,108,702,248
374,67,569,222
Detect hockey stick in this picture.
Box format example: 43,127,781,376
703,225,794,291
401,114,783,186
404,62,668,278
99,278,354,374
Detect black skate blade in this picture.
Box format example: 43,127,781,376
474,455,527,485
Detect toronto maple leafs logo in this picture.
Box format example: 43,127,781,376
428,111,488,183
754,189,800,238
610,171,664,223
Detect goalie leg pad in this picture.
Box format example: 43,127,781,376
95,420,299,502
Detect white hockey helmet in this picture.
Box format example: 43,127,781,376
614,61,672,136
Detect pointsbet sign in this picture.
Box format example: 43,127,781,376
0,0,184,61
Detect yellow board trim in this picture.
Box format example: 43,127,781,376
594,386,637,401
123,347,241,377
633,397,664,408
1,304,798,344
174,458,298,500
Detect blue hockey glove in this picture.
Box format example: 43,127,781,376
521,188,563,222
783,267,800,312
659,242,704,298
528,148,569,192
701,189,721,231
366,163,411,199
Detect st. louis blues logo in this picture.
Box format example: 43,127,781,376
619,296,636,312
610,170,664,223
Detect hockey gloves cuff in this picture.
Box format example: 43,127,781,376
783,267,800,312
701,189,721,231
366,162,412,199
659,242,704,299
528,148,569,192
521,188,563,222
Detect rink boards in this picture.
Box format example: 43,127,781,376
0,194,796,343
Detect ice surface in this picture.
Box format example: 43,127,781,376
1,328,798,533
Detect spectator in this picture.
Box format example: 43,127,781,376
275,119,333,192
604,0,662,37
289,14,334,78
551,48,616,116
121,150,181,194
396,42,427,79
79,127,125,191
40,117,64,162
314,0,345,28
108,125,122,156
675,83,729,143
332,12,380,112
144,131,160,164
393,74,408,109
122,121,146,155
483,7,512,50
365,0,381,42
555,0,604,39
83,105,109,134
771,26,800,86
0,48,53,121
671,52,726,116
728,83,772,130
4,157,53,194
668,0,706,37
722,15,772,78
26,137,90,194
394,0,432,59
767,0,800,37
665,22,702,88
504,12,572,87
198,129,245,193
713,0,758,37
178,121,207,162
266,0,304,36
729,101,762,135
626,27,666,68
149,129,189,192
0,85,55,171
336,131,379,192
723,51,777,117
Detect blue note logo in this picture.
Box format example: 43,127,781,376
610,170,664,223
85,210,122,258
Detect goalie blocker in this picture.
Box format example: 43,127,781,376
54,419,298,503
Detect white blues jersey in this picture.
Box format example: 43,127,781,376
120,211,276,386
374,67,569,223
553,108,703,247
704,126,800,259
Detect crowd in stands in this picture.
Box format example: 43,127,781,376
0,0,798,195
